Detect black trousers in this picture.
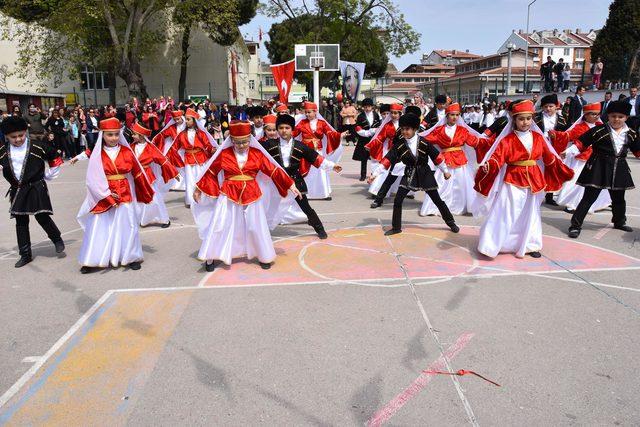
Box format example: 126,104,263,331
571,187,625,229
15,213,62,257
359,159,368,180
391,186,454,230
374,172,400,203
296,194,324,230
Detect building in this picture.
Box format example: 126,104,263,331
498,28,597,73
366,62,455,104
421,49,482,66
420,49,540,104
0,13,263,108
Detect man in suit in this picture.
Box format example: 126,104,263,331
540,56,556,93
600,91,613,123
567,85,587,125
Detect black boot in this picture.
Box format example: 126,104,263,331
205,260,215,272
15,225,32,268
54,239,65,254
446,221,460,233
129,261,142,270
313,224,328,239
568,226,581,238
545,193,558,206
259,262,271,270
370,200,383,209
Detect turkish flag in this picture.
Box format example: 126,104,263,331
270,59,295,104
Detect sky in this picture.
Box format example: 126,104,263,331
240,0,613,70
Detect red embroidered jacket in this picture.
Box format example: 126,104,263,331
365,121,397,162
173,129,215,165
424,125,480,168
151,124,185,168
92,146,155,213
196,147,294,205
474,132,574,196
293,119,341,154
549,121,602,161
130,142,179,185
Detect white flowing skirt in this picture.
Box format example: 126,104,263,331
197,195,276,265
78,203,143,267
139,179,171,226
183,164,206,206
368,160,401,197
172,169,186,191
278,201,307,225
556,157,611,212
420,164,475,216
304,163,332,199
478,183,543,258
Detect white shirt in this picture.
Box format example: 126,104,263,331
406,134,419,156
444,124,457,140
254,126,264,140
629,97,637,117
9,141,28,180
278,137,334,170
104,144,120,162
484,112,495,128
365,111,374,126
515,130,533,153
187,128,196,146
436,109,446,122
233,147,249,168
134,142,146,158
611,125,629,155
309,118,318,132
90,116,98,132
542,113,557,136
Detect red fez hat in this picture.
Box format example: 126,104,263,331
171,110,184,118
583,102,601,113
185,108,199,120
275,104,289,113
445,103,461,114
390,104,403,112
131,122,152,137
229,120,252,139
303,101,318,111
99,117,121,131
510,100,535,116
263,115,277,126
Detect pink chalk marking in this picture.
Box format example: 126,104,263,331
593,224,612,240
367,333,474,426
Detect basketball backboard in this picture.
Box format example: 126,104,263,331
294,44,340,71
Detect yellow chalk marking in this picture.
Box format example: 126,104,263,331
6,290,193,426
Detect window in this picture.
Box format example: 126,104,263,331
80,65,108,90
575,49,584,59
532,48,539,54
547,48,554,55
563,48,570,55
264,75,275,86
249,80,255,90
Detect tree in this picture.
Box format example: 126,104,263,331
173,0,258,101
262,0,419,88
591,0,640,85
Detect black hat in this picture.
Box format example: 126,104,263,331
379,104,390,113
540,93,558,107
399,113,420,129
405,105,422,117
362,98,374,107
606,100,632,116
276,114,295,129
1,116,28,135
434,95,447,104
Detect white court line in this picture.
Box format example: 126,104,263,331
0,290,115,409
20,357,42,364
531,273,640,293
593,224,613,240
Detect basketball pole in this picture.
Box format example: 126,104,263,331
313,67,320,104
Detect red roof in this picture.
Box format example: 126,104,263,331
433,49,482,59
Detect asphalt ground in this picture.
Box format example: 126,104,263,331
0,146,639,425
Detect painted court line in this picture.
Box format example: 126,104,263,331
367,333,474,427
0,290,115,409
593,224,613,240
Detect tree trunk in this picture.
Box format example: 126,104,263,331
108,66,117,105
628,45,640,87
119,59,149,100
178,25,191,102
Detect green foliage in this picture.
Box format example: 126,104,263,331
591,0,640,83
262,0,419,86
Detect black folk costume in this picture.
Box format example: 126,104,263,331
568,101,640,238
261,114,336,239
370,113,458,235
534,94,569,206
0,117,65,267
353,98,381,181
